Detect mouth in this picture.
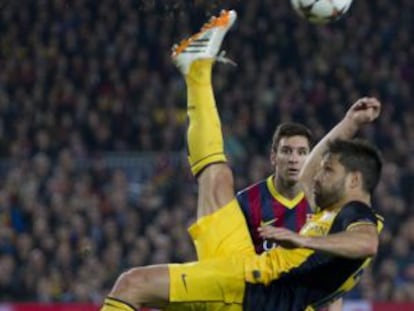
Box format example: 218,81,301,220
287,168,299,175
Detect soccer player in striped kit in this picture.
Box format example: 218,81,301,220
237,123,314,254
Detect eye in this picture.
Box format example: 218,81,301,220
298,149,308,156
280,148,292,155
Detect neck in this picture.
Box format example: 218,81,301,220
328,191,371,212
273,175,302,200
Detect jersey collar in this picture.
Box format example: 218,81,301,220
266,175,305,209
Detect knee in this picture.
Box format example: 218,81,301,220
107,265,169,308
109,267,148,304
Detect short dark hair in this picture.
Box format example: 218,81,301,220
327,139,383,193
271,122,314,152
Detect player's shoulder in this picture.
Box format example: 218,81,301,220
342,200,372,212
236,177,269,197
331,201,381,232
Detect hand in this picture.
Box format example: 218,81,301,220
345,97,381,127
258,226,306,249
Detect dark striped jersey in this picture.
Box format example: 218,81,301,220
237,176,312,253
243,201,384,311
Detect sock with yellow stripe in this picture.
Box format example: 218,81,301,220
185,59,226,176
100,297,136,311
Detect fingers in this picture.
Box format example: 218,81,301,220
349,97,382,124
362,97,381,120
257,225,275,238
258,226,290,239
257,226,303,248
363,97,381,111
354,97,381,110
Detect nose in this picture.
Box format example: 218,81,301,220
288,151,300,163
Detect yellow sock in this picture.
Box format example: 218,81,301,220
185,59,226,176
100,297,136,311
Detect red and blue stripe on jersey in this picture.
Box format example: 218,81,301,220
236,175,311,253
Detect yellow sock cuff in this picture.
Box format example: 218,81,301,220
100,297,136,311
190,153,227,176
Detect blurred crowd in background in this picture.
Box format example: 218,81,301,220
0,0,413,304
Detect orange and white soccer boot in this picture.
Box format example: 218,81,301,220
171,9,237,75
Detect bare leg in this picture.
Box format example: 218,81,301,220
196,163,235,219
101,265,170,310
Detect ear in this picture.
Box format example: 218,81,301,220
270,149,277,166
347,171,362,190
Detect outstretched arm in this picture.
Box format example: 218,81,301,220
258,223,378,259
299,97,381,209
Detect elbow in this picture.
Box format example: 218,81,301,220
362,245,377,258
362,237,379,258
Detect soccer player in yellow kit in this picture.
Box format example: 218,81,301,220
100,10,383,311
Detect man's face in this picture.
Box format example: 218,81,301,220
313,154,347,209
271,135,310,186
